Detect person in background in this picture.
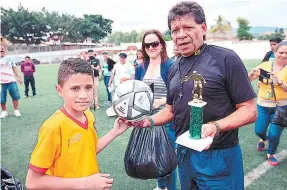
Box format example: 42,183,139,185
79,51,87,60
170,45,180,62
133,49,144,69
106,53,135,117
135,29,176,190
21,56,36,97
262,38,283,62
108,52,135,89
102,51,116,104
87,49,101,109
0,44,22,119
248,41,287,166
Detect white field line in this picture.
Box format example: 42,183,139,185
244,149,287,188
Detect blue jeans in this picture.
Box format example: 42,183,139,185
177,144,243,190
103,76,111,101
157,125,177,190
255,104,285,154
1,82,20,104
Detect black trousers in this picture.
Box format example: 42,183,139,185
24,76,36,96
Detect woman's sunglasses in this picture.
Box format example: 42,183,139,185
144,41,160,49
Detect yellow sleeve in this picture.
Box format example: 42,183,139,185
29,125,61,173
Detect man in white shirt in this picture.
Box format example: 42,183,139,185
108,52,135,88
0,45,22,118
106,52,135,117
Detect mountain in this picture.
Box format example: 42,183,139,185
232,26,286,36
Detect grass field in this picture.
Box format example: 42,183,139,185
1,60,287,190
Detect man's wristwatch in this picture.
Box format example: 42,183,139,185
208,121,221,136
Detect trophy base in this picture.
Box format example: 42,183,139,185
188,101,207,107
176,131,213,152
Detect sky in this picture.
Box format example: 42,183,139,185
1,0,287,32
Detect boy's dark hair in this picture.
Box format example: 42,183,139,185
270,38,282,44
168,1,206,30
58,58,93,87
87,49,94,53
25,56,30,59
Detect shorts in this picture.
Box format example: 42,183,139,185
1,82,20,104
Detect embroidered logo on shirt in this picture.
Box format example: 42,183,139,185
68,133,82,146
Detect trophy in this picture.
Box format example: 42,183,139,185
187,71,207,139
176,71,213,151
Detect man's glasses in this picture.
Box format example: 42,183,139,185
144,41,160,49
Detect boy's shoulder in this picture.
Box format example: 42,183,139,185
41,109,67,132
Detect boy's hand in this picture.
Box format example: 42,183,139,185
85,173,113,190
113,118,130,136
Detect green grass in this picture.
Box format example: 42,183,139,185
1,60,287,190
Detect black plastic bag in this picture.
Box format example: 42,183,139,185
1,168,24,190
124,126,178,179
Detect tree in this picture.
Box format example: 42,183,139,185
279,28,284,34
136,30,147,42
163,30,172,41
1,4,47,44
236,17,253,40
42,9,83,43
79,14,113,42
130,30,138,43
210,15,232,38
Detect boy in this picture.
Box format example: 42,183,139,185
21,56,36,97
0,44,22,118
26,58,129,190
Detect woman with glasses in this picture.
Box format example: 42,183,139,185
135,29,176,190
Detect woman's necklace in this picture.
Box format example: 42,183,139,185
178,44,207,99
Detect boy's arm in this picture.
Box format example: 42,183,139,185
21,64,24,72
26,169,113,190
97,118,129,154
33,64,36,72
96,129,118,153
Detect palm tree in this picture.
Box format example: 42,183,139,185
210,15,232,38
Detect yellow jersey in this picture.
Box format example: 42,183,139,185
29,108,99,178
256,61,287,101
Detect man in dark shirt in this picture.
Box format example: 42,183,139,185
21,56,36,97
87,49,100,109
131,1,257,189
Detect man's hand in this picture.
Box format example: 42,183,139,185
201,123,217,150
201,123,217,138
84,173,113,190
125,117,152,128
17,77,22,85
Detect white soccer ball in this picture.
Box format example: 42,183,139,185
112,80,154,121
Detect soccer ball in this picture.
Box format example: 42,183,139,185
112,80,154,121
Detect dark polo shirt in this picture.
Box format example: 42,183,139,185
166,44,256,149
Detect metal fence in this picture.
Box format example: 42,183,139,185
6,44,101,55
